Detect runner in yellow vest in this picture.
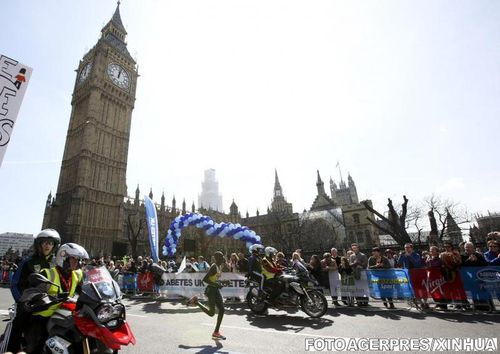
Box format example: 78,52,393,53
187,251,229,340
24,243,88,354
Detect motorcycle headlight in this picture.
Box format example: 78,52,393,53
97,303,124,324
112,304,124,318
97,304,114,322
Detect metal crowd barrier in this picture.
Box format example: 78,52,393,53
326,267,499,312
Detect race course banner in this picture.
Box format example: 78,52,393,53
159,272,247,299
336,271,370,298
409,268,467,301
366,269,414,299
137,272,155,293
460,266,500,301
0,55,33,167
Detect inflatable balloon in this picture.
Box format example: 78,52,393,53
162,212,262,257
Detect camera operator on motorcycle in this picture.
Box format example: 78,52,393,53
23,242,89,354
262,247,284,305
248,244,265,292
6,229,61,353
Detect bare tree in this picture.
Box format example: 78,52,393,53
297,212,340,253
362,196,412,246
126,212,145,259
424,195,470,241
405,204,425,245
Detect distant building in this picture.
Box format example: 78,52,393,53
470,212,500,245
330,173,358,207
43,3,138,256
0,232,33,256
242,170,379,254
443,212,463,245
198,169,223,212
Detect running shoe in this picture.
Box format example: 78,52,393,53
212,331,226,340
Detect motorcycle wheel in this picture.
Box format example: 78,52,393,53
300,290,328,318
246,291,268,315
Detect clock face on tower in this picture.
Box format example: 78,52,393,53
78,62,92,84
107,63,130,90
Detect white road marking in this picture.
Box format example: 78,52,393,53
202,323,347,339
127,313,148,318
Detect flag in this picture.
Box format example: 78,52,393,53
0,55,33,167
176,256,187,275
336,161,340,167
144,195,159,262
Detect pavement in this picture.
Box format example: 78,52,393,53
0,287,498,353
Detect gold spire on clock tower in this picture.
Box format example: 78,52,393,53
43,3,138,256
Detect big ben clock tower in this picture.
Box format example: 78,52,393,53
43,2,138,256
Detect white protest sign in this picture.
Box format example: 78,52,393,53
0,55,33,167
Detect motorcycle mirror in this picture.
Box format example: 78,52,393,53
28,273,59,289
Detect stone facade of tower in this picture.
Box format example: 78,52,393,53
270,170,293,214
198,169,223,212
43,4,138,256
330,174,359,207
342,201,379,249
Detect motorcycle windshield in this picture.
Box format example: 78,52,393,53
82,266,121,301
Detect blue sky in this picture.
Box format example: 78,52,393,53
1,0,499,235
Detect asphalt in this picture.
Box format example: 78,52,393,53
0,287,498,354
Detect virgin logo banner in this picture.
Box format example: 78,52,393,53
137,272,155,292
409,268,467,301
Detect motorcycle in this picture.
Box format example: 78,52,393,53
0,274,70,353
21,266,136,354
245,267,328,318
0,303,16,353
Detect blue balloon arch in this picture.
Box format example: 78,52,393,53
162,212,262,257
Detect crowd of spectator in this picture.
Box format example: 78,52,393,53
2,232,499,310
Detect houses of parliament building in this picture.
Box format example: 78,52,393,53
42,4,379,258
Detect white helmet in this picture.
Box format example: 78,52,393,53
249,244,264,254
265,246,278,258
34,229,61,247
34,229,61,255
55,243,89,268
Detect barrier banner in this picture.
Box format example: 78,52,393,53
366,269,414,299
460,266,500,301
137,272,155,292
1,271,9,283
328,270,340,297
121,273,137,291
409,268,467,301
159,272,247,298
338,271,370,298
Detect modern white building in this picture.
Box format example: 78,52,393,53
0,232,33,256
198,169,223,212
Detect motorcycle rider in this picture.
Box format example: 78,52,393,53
7,229,61,353
248,244,265,292
23,242,88,354
262,246,283,304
